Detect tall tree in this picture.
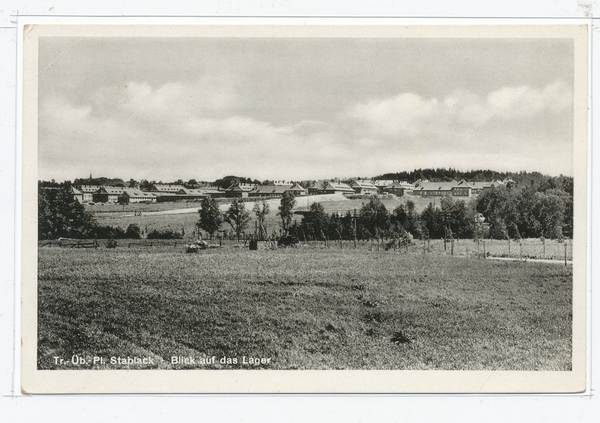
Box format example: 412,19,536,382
303,202,329,240
277,191,296,235
451,199,474,239
405,200,419,236
139,180,154,191
391,204,409,233
38,185,95,240
253,200,270,240
359,197,390,240
420,203,444,239
197,197,223,239
530,191,567,239
224,199,251,239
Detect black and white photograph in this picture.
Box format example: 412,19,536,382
20,24,588,393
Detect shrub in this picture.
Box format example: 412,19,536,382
90,225,125,239
123,224,142,239
147,228,184,240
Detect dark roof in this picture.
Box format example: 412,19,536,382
308,181,326,190
99,186,125,195
323,182,354,192
151,184,186,192
414,181,457,192
384,183,408,190
287,183,307,192
179,188,206,196
250,185,291,195
228,183,256,192
120,189,156,198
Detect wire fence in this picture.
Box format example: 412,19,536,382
38,237,572,261
411,238,572,261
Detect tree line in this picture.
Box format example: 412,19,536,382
375,168,573,189
197,181,572,244
196,191,296,241
38,172,573,242
287,185,572,243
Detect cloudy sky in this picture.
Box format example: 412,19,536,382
38,36,574,182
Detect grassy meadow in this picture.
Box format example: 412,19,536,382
38,245,572,371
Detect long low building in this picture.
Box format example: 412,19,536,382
413,179,506,197
118,189,157,203
248,183,307,197
308,181,355,195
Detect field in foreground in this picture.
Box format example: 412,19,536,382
37,247,572,370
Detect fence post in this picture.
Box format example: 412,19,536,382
542,238,546,259
508,238,511,255
451,239,454,255
353,209,357,249
565,241,568,266
483,240,486,258
519,241,523,261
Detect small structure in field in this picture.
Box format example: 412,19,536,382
249,240,278,250
186,240,209,253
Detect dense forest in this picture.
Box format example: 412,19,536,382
374,168,573,187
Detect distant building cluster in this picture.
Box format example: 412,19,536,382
412,178,514,197
67,177,515,205
70,184,209,205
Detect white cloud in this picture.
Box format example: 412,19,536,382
344,80,573,138
486,80,573,119
39,91,358,181
39,79,574,182
89,74,242,125
345,93,439,138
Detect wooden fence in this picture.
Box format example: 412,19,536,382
38,237,573,262
39,239,179,249
39,239,99,249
